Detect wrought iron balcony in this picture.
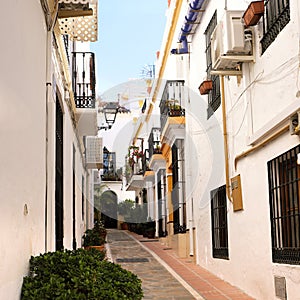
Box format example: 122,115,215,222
148,128,162,161
72,52,96,109
160,80,185,132
142,149,150,175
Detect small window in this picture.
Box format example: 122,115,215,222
268,145,300,265
261,0,290,53
204,11,221,119
211,185,229,259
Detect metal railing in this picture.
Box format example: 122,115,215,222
142,149,150,175
72,52,96,108
148,128,162,161
261,0,290,53
160,81,185,132
268,144,300,265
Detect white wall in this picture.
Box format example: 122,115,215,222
0,2,95,299
0,1,47,299
162,0,300,299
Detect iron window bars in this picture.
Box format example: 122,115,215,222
261,0,290,54
204,11,221,119
211,185,229,259
268,144,300,265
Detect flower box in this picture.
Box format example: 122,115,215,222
198,80,213,95
243,1,264,27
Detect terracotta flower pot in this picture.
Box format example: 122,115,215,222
243,1,264,27
198,80,213,95
84,245,105,251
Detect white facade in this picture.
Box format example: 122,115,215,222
133,0,300,299
0,1,98,299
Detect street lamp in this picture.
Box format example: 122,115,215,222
103,102,118,129
98,101,130,131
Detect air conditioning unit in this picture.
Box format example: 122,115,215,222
290,111,300,135
85,136,103,169
211,11,254,74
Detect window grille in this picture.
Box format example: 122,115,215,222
268,144,300,265
204,11,221,119
171,143,186,234
211,185,229,259
261,0,290,53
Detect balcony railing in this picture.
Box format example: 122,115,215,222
142,149,150,175
160,81,185,131
72,52,96,108
148,128,162,161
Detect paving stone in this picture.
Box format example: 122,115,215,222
106,229,196,299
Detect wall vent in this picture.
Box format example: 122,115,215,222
274,276,287,300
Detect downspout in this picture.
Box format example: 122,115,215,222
220,75,233,202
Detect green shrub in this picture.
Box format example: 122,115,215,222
21,248,143,299
82,228,105,247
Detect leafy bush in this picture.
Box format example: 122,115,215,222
117,199,135,217
21,248,143,299
82,221,107,247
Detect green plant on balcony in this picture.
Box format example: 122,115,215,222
127,145,143,170
166,99,182,116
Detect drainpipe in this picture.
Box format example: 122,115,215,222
220,75,233,202
234,125,289,169
188,197,194,256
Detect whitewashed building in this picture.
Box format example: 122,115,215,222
128,0,300,299
0,1,101,298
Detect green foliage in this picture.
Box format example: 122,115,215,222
94,220,107,236
117,199,135,217
21,248,143,300
82,228,105,247
126,203,148,223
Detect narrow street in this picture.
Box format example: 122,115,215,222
106,229,196,299
106,229,254,300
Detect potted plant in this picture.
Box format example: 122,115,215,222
243,1,264,27
167,99,183,116
94,220,107,239
82,227,106,251
118,199,135,230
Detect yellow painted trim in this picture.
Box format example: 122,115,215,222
146,0,184,122
132,0,184,142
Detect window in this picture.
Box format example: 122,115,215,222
211,185,229,259
171,142,186,234
261,0,290,53
268,145,300,265
204,11,221,119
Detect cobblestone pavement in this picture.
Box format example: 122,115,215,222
106,229,197,300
